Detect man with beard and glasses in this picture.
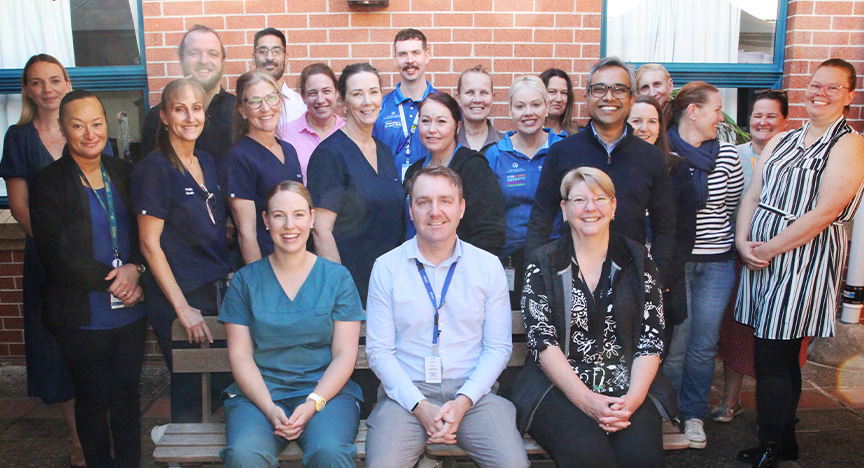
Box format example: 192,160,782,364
140,25,235,165
252,28,307,133
373,28,436,181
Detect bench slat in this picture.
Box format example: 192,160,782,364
172,317,227,341
173,348,231,374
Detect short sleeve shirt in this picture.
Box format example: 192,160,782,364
219,256,365,401
221,136,303,257
373,81,435,174
306,130,405,302
276,113,346,183
131,150,231,292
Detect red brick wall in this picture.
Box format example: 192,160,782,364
0,251,24,359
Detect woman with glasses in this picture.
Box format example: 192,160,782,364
132,78,232,422
539,68,579,136
735,58,864,467
510,167,666,468
222,70,302,265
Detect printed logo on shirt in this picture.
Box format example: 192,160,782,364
185,187,195,196
383,117,402,129
505,173,527,188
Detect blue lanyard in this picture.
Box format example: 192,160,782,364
76,162,121,266
415,259,457,354
396,102,420,161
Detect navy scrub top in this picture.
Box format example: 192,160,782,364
306,130,404,302
221,136,303,258
131,150,231,293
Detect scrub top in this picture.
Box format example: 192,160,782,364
306,130,404,303
218,256,365,402
221,136,303,258
131,150,231,293
84,183,146,330
373,81,436,174
485,129,562,258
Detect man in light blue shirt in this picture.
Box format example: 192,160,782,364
365,166,529,468
373,28,436,179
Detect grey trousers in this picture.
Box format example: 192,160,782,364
365,379,529,468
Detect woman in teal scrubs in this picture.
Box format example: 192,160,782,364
219,180,364,468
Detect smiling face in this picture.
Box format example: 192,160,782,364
749,98,788,147
687,91,724,142
61,97,108,161
23,61,71,113
587,66,634,132
394,39,430,84
457,71,493,124
253,34,286,82
627,101,661,145
303,73,338,123
410,174,465,247
561,180,616,240
342,71,382,127
419,100,458,155
546,76,569,119
239,80,282,134
180,30,225,92
636,70,673,107
805,66,856,123
263,190,315,256
510,86,547,136
161,87,206,144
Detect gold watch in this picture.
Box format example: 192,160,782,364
307,392,326,412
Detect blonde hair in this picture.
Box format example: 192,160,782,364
233,70,281,143
265,180,314,212
560,167,616,199
508,75,548,104
635,63,671,89
18,54,70,125
157,79,206,173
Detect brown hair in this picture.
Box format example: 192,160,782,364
232,70,280,143
337,63,381,100
539,68,579,134
406,165,463,201
666,81,719,127
393,28,427,50
419,92,461,142
265,180,313,213
816,58,857,91
18,54,70,125
178,24,226,60
457,65,494,94
156,78,206,173
632,95,682,172
299,63,338,97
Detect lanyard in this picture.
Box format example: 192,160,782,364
415,259,457,355
76,162,121,267
396,102,420,162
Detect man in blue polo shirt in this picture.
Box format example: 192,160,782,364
373,28,436,180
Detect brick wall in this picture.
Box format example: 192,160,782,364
0,251,24,359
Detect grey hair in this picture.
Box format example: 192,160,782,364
586,56,635,94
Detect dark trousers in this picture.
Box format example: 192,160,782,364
528,386,664,468
55,318,147,468
755,336,804,445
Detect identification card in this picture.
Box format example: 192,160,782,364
110,294,125,310
401,163,411,182
112,258,123,268
424,356,442,384
505,267,516,292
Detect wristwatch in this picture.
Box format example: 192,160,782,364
137,263,147,274
307,392,326,412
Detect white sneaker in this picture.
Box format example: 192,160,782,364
151,424,168,444
683,418,707,449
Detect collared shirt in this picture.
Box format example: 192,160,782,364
278,81,307,128
590,122,628,155
366,237,512,411
373,81,436,175
457,119,504,155
277,112,346,183
735,141,757,190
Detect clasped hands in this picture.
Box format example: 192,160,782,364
579,391,641,434
266,400,318,441
414,395,472,444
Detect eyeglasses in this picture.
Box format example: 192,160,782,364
204,190,223,226
244,92,281,110
254,46,285,56
806,83,849,96
755,88,787,98
588,84,631,99
566,196,613,207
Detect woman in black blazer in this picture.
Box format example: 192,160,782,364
30,90,147,468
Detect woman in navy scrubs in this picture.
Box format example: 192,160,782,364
31,90,147,468
132,78,232,422
307,63,404,303
223,70,302,264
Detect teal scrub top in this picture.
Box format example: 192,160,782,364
219,256,365,402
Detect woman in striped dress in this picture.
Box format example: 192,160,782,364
735,59,864,467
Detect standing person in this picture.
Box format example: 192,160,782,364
0,54,82,467
365,166,529,468
252,27,306,128
509,168,666,468
635,64,675,109
525,57,676,278
141,25,235,164
454,65,503,154
132,78,232,423
662,82,744,450
31,90,147,468
485,76,562,305
307,63,404,304
539,68,580,136
713,89,790,423
222,70,302,265
219,181,364,468
404,92,505,255
277,63,345,182
735,59,864,467
373,28,436,179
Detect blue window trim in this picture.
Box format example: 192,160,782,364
601,0,788,90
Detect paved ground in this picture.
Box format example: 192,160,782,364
1,358,863,467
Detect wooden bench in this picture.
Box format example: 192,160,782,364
153,313,686,466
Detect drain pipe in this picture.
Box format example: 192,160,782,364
840,217,864,324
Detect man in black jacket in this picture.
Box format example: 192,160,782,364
525,57,676,279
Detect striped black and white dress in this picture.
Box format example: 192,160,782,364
735,117,864,340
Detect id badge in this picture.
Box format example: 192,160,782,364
401,163,411,182
504,267,516,292
110,294,124,310
424,356,442,384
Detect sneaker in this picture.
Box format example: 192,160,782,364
711,401,743,423
151,424,168,444
684,418,707,449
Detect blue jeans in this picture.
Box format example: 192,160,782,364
221,393,361,468
663,259,736,420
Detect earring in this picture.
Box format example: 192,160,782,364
265,226,269,231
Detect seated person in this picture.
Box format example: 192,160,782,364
218,181,364,468
509,167,666,468
365,166,529,468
